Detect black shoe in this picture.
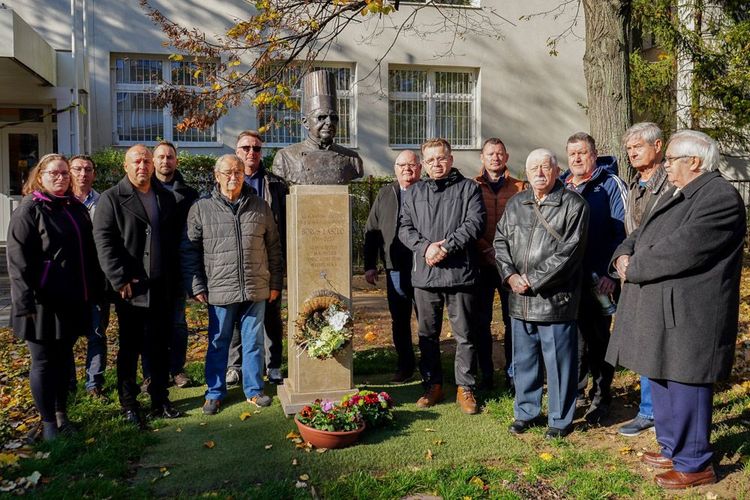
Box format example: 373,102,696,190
202,399,221,415
584,404,610,425
508,418,542,435
122,409,146,429
267,368,284,385
151,401,182,419
391,369,414,383
544,426,573,439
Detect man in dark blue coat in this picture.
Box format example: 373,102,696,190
608,130,745,489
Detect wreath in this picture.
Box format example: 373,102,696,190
294,289,354,359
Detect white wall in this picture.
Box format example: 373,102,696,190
6,0,589,178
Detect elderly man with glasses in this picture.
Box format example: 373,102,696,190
363,150,423,383
181,155,283,415
607,130,745,489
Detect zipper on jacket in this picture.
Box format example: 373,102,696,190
234,211,246,302
62,206,89,302
521,207,538,320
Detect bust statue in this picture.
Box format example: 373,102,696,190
273,70,364,185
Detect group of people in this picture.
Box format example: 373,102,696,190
364,125,744,489
7,117,743,489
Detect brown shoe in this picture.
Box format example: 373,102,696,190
641,451,674,469
416,384,444,408
456,386,479,415
173,372,191,388
655,464,716,489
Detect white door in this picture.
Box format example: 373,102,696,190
0,126,49,242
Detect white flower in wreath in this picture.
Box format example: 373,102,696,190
328,310,351,332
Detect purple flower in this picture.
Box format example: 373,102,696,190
321,400,334,412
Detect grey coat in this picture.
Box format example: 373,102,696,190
606,171,746,384
181,185,283,306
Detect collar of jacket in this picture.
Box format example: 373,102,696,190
211,183,255,207
115,175,168,224
426,167,463,191
474,168,513,185
560,155,618,188
521,180,565,207
678,170,721,199
634,164,668,195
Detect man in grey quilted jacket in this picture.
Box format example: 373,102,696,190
181,154,283,415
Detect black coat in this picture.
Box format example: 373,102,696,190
494,182,589,322
606,171,746,384
364,181,413,271
399,168,485,289
7,192,102,340
93,177,178,308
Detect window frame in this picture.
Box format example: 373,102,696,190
111,54,222,147
257,62,357,149
388,65,479,150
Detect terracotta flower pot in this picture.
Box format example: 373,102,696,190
294,415,365,449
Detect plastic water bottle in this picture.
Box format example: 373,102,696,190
591,272,617,315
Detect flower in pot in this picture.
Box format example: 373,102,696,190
294,399,364,449
342,390,394,428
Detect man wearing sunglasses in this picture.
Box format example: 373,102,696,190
226,130,289,386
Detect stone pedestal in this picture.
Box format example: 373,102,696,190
277,185,355,415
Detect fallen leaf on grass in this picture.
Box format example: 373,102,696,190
299,474,310,481
423,428,436,432
295,481,307,488
0,453,19,467
364,331,377,342
199,422,207,426
291,458,298,466
315,448,327,454
286,431,301,440
240,412,252,421
26,471,41,487
425,449,433,460
619,446,632,455
433,439,445,446
85,437,96,445
706,492,718,499
539,452,553,461
264,444,273,450
176,428,182,433
204,440,216,449
469,476,485,488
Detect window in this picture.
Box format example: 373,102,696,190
257,63,356,147
113,56,218,145
389,67,478,149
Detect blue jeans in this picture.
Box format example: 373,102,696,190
205,301,266,401
386,270,416,373
638,375,654,420
85,302,110,390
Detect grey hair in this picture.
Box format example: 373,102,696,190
622,122,663,147
525,148,558,169
668,130,720,172
214,154,244,173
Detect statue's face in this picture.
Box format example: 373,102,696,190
302,107,339,144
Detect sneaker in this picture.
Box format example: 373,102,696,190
584,403,610,425
173,372,191,388
456,386,479,415
416,384,444,408
226,369,241,386
267,368,283,385
202,399,221,415
247,394,272,408
618,415,655,437
151,401,182,419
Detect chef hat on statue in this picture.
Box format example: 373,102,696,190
302,69,337,115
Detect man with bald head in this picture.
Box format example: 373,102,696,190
364,150,422,382
94,144,182,428
494,149,589,439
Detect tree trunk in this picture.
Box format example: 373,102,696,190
582,0,634,182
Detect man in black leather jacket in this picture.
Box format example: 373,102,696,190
494,148,589,439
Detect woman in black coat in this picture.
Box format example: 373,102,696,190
7,154,102,441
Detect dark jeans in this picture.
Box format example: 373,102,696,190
650,379,713,472
475,266,512,380
27,338,75,422
115,280,171,410
386,269,416,373
512,319,577,429
142,294,189,378
414,286,477,389
228,297,283,372
576,290,614,407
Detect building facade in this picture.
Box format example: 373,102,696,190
1,0,590,240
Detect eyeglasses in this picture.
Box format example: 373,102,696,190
238,145,262,153
217,170,244,179
42,170,70,179
664,155,694,164
70,167,94,174
423,156,450,166
395,163,419,170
